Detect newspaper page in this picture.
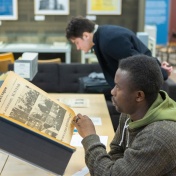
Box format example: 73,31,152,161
0,71,75,148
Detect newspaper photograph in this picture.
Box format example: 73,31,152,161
0,71,75,145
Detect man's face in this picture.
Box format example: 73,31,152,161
71,32,94,53
111,69,138,115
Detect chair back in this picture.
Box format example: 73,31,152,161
0,59,12,72
38,58,61,64
0,52,15,63
0,53,15,72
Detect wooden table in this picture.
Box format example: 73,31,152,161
0,94,115,176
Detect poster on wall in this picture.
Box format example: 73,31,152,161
87,0,122,15
0,0,18,20
145,0,170,45
34,0,69,15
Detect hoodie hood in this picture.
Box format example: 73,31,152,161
129,90,176,130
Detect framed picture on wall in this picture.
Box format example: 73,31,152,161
87,0,122,15
34,0,69,15
0,0,18,20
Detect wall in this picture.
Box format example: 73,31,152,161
0,0,139,62
169,0,176,43
145,0,170,45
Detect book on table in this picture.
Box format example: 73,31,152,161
0,71,76,175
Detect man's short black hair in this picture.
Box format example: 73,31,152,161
119,55,163,104
66,16,95,40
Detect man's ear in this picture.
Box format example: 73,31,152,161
83,32,90,40
136,91,145,102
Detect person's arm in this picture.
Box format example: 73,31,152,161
102,35,139,60
82,132,171,176
161,61,173,79
73,114,173,176
102,36,172,80
82,128,172,175
153,59,173,80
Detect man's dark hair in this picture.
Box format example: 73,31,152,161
66,16,95,40
119,55,164,105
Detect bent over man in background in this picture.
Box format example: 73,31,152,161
73,55,176,176
66,16,172,88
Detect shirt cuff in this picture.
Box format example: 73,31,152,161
82,134,100,151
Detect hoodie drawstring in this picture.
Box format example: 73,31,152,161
119,118,130,147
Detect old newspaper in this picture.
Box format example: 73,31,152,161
0,71,76,149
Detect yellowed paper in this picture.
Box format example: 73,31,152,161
0,71,76,149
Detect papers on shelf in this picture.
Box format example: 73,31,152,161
58,98,89,108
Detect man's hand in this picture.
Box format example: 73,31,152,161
72,113,96,138
161,61,173,77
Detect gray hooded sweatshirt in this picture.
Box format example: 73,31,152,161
82,91,176,176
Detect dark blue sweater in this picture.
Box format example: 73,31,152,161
93,25,167,88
